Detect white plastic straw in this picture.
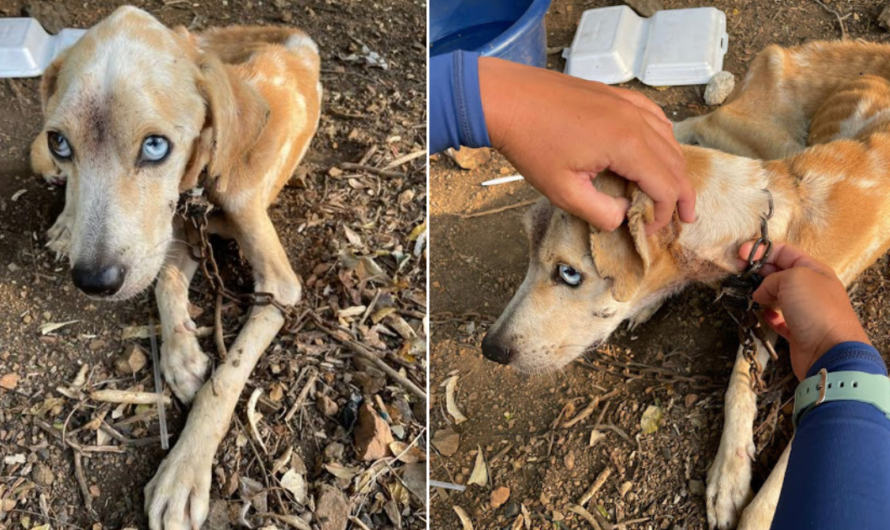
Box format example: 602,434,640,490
148,316,170,450
429,480,467,492
481,175,524,186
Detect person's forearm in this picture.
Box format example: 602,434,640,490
771,342,890,529
429,51,491,153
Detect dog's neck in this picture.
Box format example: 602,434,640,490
655,150,798,289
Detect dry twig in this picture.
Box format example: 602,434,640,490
459,199,538,219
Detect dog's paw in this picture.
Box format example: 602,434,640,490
627,299,664,331
43,172,66,186
145,442,211,530
46,215,72,260
161,332,209,404
706,438,756,529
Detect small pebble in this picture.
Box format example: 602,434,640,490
704,71,735,106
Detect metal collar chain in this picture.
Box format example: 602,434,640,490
175,190,303,344
719,189,778,393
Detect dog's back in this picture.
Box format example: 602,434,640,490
676,41,890,159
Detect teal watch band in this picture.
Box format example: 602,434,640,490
793,369,890,428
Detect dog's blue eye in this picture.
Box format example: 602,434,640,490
48,132,72,159
558,264,582,286
141,136,170,162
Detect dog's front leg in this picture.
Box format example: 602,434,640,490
145,303,283,530
146,210,298,530
46,180,74,260
707,335,775,530
155,236,209,404
736,443,790,530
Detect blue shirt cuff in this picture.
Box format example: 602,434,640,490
429,51,491,153
807,341,887,377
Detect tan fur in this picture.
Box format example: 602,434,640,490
31,7,321,529
488,41,890,530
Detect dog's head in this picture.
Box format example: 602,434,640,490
34,6,268,300
482,175,685,373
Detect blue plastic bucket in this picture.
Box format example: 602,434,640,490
430,0,552,67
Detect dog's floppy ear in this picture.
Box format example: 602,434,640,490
196,53,270,193
180,129,214,192
39,53,67,112
589,175,654,302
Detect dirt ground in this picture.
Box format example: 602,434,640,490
430,1,890,529
0,1,426,529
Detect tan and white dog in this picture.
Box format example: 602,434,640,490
483,41,890,529
31,6,321,528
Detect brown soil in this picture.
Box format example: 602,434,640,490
430,1,890,529
0,1,426,529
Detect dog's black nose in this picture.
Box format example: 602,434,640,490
72,262,126,297
481,332,513,365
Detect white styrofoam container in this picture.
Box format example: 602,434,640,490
0,18,87,78
563,6,728,86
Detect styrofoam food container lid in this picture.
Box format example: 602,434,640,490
563,6,728,86
0,18,86,78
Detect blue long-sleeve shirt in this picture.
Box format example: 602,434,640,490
771,341,890,529
430,51,490,153
429,50,890,528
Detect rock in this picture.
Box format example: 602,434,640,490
491,486,511,509
504,502,521,519
880,5,890,31
448,147,492,170
23,1,71,33
684,394,699,408
32,464,54,487
704,72,735,106
354,403,394,461
316,485,349,530
619,481,633,498
115,344,148,375
89,339,106,351
625,0,662,17
206,500,232,530
280,469,307,505
0,373,19,390
323,442,345,462
402,463,427,507
432,428,460,457
689,479,705,496
317,394,339,417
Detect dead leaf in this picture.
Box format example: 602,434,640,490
444,375,467,424
280,469,307,504
467,446,488,487
389,441,426,464
324,462,360,480
247,388,269,454
407,220,426,241
640,405,664,435
271,447,292,475
344,225,363,247
589,429,606,447
39,320,79,335
453,506,474,530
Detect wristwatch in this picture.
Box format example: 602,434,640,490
793,369,890,428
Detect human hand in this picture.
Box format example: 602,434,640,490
478,57,694,234
738,241,870,380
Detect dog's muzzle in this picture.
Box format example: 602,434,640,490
481,332,513,365
72,262,126,297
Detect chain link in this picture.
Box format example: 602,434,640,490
719,189,778,393
175,190,303,338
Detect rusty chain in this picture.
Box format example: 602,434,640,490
719,189,778,393
175,189,304,344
